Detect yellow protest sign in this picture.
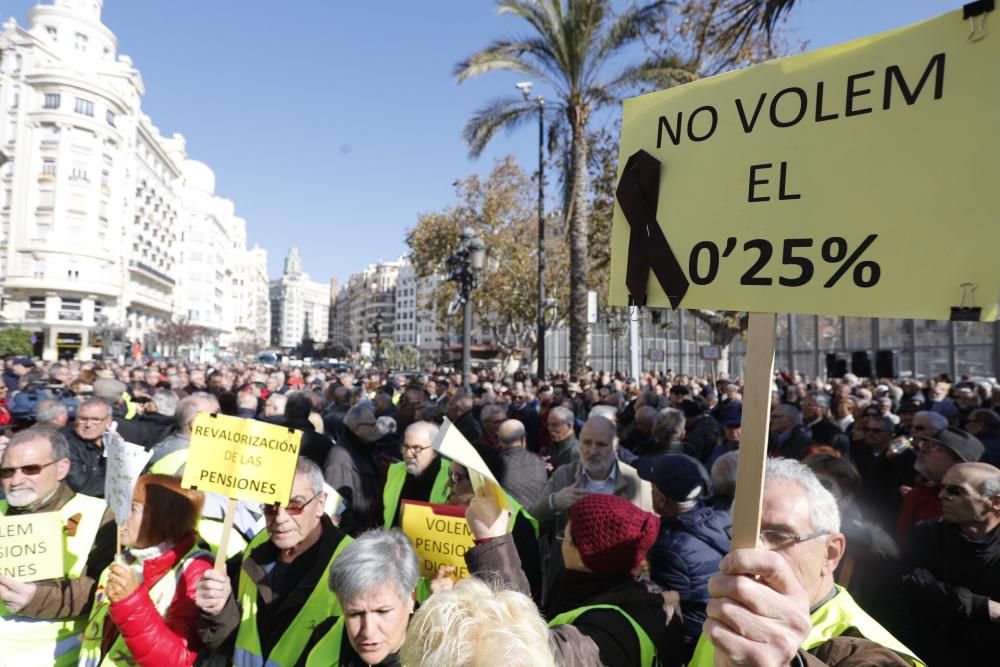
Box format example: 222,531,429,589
401,500,474,580
181,413,300,506
0,512,63,582
432,418,510,510
609,8,1000,321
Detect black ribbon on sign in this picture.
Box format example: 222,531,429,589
615,149,690,310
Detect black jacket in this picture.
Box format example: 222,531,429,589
323,429,383,536
900,519,1000,664
285,416,334,469
114,412,176,449
62,428,106,498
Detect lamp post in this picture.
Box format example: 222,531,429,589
516,81,545,379
446,227,486,392
372,311,384,371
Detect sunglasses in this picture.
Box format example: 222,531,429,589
0,460,58,479
263,494,318,516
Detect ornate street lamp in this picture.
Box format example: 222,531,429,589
447,227,486,391
607,311,627,374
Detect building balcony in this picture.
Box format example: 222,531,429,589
128,260,175,287
59,309,83,321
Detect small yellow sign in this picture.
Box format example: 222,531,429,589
609,8,1000,321
180,413,300,506
401,501,475,580
0,512,64,582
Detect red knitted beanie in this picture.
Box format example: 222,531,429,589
568,494,660,575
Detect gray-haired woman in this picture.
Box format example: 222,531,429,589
299,529,419,667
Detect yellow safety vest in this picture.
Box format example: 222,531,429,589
303,617,345,667
0,492,106,667
232,531,353,667
689,586,924,666
147,448,188,476
548,604,657,667
381,459,452,528
198,516,249,560
77,541,212,667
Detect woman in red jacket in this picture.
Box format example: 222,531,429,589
79,474,213,667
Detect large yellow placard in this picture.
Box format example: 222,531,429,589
609,8,999,320
0,512,64,582
180,413,300,506
401,500,474,580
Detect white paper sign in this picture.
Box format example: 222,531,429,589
104,435,154,525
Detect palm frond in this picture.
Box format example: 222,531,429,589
585,0,665,84
462,95,539,158
716,0,796,51
603,55,699,95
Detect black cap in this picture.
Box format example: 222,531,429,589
637,454,711,502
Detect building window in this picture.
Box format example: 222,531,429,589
70,166,89,182
11,91,19,109
74,32,88,52
43,93,60,109
41,159,56,176
74,97,94,116
106,109,116,127
46,26,58,41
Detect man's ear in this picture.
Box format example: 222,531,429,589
824,532,847,574
55,457,71,482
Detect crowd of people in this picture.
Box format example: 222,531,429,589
0,354,998,665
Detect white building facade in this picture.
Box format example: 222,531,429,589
0,1,266,360
269,247,329,350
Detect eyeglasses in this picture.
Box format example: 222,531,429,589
401,443,431,455
555,528,572,544
861,428,890,434
0,460,58,479
448,471,469,484
356,421,377,428
263,494,318,516
759,529,830,551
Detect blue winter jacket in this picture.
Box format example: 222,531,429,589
647,501,732,652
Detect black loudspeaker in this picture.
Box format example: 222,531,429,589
851,351,872,378
825,353,847,378
875,350,897,378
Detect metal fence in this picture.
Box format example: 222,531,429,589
543,312,1000,380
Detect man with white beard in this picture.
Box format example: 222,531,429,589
0,427,115,666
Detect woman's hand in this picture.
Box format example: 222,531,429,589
429,566,457,594
105,563,139,603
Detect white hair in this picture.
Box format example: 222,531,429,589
765,457,841,534
400,578,555,667
329,529,419,603
588,405,618,424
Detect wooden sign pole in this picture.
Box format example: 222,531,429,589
213,497,239,572
730,312,777,549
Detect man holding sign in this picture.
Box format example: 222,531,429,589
0,427,115,667
195,458,353,667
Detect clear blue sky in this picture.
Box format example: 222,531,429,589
5,1,959,285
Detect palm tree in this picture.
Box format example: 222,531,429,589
456,0,677,378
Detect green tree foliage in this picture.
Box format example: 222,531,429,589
0,329,33,357
407,157,570,370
